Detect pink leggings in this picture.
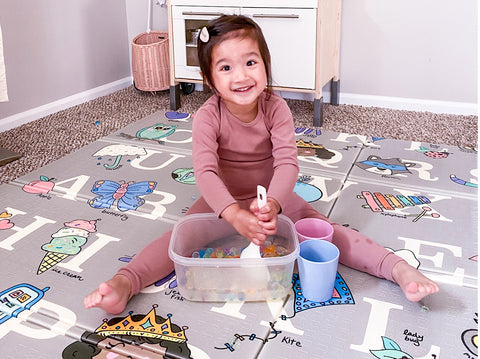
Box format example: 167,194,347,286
118,193,403,295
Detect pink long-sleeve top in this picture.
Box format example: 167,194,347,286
192,91,299,216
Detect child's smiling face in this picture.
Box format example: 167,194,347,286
210,35,267,120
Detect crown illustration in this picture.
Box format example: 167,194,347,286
95,305,188,343
296,139,325,149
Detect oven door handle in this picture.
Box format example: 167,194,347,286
252,14,300,19
182,11,225,17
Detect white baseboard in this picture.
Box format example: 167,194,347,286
339,92,478,116
2,79,476,133
276,90,478,116
0,77,133,133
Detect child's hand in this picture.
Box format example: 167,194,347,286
250,197,280,237
221,203,268,245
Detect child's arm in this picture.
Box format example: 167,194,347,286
255,95,298,234
264,95,299,210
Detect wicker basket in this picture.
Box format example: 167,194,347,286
132,31,169,92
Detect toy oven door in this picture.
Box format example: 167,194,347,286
171,6,239,81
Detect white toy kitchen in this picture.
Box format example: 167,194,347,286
167,0,342,126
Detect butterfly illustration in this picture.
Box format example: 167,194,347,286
88,180,157,212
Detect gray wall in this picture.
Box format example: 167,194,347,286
0,0,130,120
340,0,477,103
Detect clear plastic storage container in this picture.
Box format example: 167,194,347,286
168,213,299,302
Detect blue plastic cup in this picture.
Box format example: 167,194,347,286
297,239,339,302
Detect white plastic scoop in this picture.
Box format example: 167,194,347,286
240,185,267,259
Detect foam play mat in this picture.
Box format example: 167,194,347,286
0,111,477,358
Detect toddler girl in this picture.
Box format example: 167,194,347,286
84,15,438,314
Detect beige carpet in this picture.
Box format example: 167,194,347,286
0,86,477,185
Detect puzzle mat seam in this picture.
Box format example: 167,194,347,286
3,180,181,228
345,174,477,201
101,135,194,156
14,309,174,359
334,140,476,200
6,137,193,188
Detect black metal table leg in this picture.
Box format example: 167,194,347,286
331,79,340,106
170,84,181,110
313,97,324,127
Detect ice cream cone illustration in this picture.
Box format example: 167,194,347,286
37,219,97,275
38,252,70,274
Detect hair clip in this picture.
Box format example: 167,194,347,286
200,27,210,43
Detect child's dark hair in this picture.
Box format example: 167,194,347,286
197,15,272,97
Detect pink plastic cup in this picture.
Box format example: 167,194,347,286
295,218,334,243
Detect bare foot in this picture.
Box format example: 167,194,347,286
83,274,132,314
392,260,439,302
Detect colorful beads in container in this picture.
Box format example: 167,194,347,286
191,241,288,258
